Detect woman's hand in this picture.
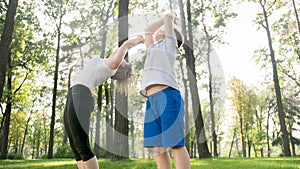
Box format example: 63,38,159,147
119,59,129,68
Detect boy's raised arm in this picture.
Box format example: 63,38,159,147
144,18,164,48
164,13,176,38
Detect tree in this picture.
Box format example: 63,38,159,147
242,0,291,156
228,77,258,157
0,0,18,101
113,0,129,159
41,0,70,159
178,55,191,155
228,77,247,157
93,0,116,158
0,0,51,159
256,0,291,156
195,0,236,157
178,0,211,158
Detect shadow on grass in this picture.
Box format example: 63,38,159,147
190,157,300,169
0,158,157,169
0,157,299,169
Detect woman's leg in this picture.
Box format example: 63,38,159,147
76,160,86,169
67,85,97,168
64,89,84,167
84,156,99,169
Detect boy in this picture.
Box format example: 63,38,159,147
140,13,190,169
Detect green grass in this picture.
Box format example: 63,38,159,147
0,157,299,169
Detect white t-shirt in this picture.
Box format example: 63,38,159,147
140,35,179,96
72,57,117,91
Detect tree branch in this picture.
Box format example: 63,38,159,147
0,104,3,115
278,63,300,88
14,72,29,95
3,0,8,8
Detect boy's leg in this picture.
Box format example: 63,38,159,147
171,146,190,169
154,147,172,169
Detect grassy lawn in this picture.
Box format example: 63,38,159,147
0,157,299,169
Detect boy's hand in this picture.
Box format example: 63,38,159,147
165,13,178,24
165,13,176,20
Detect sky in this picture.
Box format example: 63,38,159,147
215,2,267,87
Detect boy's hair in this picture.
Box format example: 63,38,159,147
174,28,183,48
111,64,133,95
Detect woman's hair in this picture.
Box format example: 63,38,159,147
174,28,183,48
111,63,133,95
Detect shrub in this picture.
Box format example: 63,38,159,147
7,152,24,160
95,147,106,158
54,144,74,158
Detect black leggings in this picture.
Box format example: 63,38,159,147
64,84,95,161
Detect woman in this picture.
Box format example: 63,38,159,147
64,36,144,169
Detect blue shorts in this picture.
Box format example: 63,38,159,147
144,87,185,147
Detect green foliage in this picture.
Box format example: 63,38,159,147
54,145,74,158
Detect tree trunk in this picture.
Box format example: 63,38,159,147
190,139,194,158
105,83,114,158
267,104,272,157
0,53,12,159
187,0,211,158
36,125,41,158
47,0,68,158
94,15,109,157
235,135,241,157
14,132,19,153
247,135,251,157
180,59,190,155
228,129,236,158
32,126,36,159
130,113,135,157
114,92,129,158
260,1,291,156
203,22,218,157
289,124,296,156
113,0,129,159
0,0,18,101
239,117,246,157
48,26,61,159
94,86,102,157
90,114,95,149
43,113,48,156
21,113,31,154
